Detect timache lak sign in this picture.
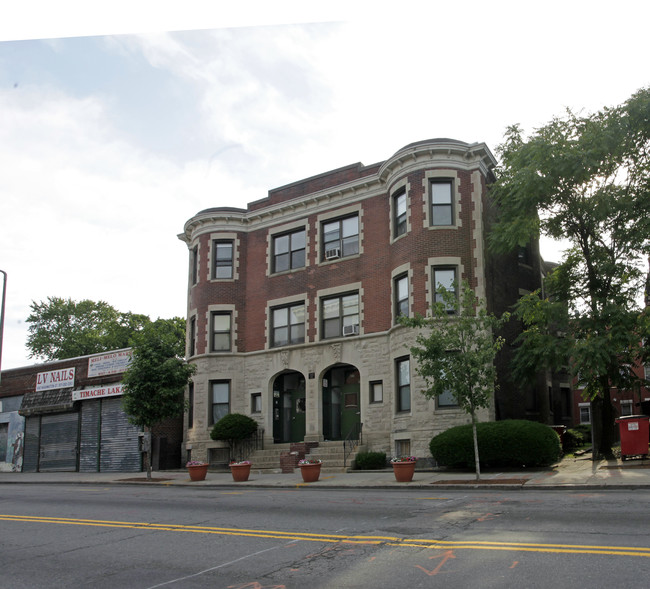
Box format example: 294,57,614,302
72,384,124,402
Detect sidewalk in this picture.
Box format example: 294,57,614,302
3,456,650,490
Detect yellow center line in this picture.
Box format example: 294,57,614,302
2,514,649,557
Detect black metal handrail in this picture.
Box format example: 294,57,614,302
343,422,363,467
232,427,265,461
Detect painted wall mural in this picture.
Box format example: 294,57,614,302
0,412,25,472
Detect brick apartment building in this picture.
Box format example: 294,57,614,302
573,357,650,427
178,138,553,465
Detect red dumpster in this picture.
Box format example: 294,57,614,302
616,415,650,461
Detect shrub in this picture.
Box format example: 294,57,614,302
562,425,591,453
210,413,258,442
354,451,387,470
430,420,562,468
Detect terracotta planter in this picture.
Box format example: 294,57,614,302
230,463,252,482
187,464,208,481
300,462,322,482
392,461,416,482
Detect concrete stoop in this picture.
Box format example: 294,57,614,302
247,441,360,474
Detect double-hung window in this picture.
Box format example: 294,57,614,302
395,274,409,321
211,312,231,352
393,189,407,237
191,245,199,284
272,303,305,347
189,316,196,357
437,388,458,408
430,180,454,226
213,240,233,279
432,266,457,312
322,293,359,338
210,381,230,424
396,357,411,412
323,215,359,260
188,382,194,429
273,229,306,273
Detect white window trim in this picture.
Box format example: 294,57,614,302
266,219,309,277
208,232,240,282
316,204,363,264
578,402,591,424
391,264,411,324
389,179,410,243
316,282,363,341
190,241,200,286
425,257,463,314
206,304,237,353
422,170,461,230
265,293,308,350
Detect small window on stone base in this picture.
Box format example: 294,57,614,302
208,447,230,466
251,392,262,413
370,381,383,403
395,439,411,458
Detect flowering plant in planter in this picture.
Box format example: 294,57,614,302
186,460,208,467
298,458,322,465
229,460,251,465
390,456,416,463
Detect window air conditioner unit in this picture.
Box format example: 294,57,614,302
325,247,341,260
343,324,359,336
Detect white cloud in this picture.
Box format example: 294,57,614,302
2,2,650,370
0,85,215,367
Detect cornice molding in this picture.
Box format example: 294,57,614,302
178,138,497,245
179,176,385,243
378,139,497,187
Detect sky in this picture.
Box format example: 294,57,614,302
1,0,649,370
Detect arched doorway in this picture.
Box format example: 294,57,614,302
322,364,361,441
272,371,306,443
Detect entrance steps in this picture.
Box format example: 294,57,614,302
247,441,364,474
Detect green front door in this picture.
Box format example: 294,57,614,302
290,387,306,442
272,372,306,443
323,365,360,441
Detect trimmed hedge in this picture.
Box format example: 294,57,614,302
210,413,258,441
430,420,562,468
354,451,387,470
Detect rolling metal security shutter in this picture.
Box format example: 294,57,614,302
39,412,79,472
99,397,141,472
22,417,40,472
79,401,100,472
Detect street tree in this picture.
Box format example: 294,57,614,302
121,317,195,479
400,281,510,480
490,87,650,458
26,297,150,361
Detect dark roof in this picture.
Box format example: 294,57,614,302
19,388,75,416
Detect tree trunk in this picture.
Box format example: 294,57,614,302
591,382,616,460
471,410,481,480
144,450,152,480
143,428,152,480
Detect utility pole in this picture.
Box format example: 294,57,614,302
0,269,6,385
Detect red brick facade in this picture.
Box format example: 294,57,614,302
179,139,549,463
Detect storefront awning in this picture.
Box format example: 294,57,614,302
19,387,75,416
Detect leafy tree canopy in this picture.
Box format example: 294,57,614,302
26,296,150,361
489,87,650,457
400,281,510,479
121,317,195,430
